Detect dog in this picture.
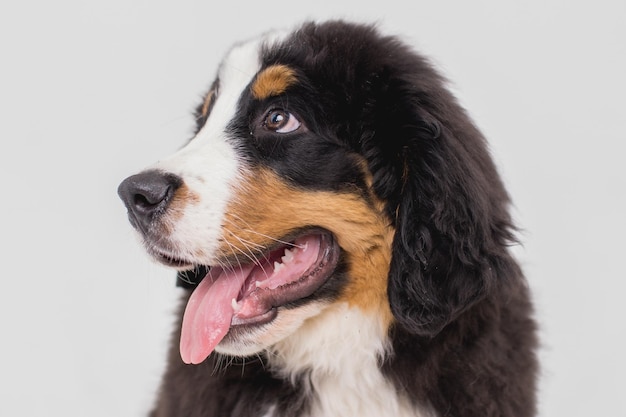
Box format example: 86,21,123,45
118,20,538,417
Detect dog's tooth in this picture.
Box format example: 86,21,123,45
231,298,241,312
282,248,295,263
274,261,285,272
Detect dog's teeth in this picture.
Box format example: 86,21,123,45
231,298,241,312
282,248,295,263
274,261,285,272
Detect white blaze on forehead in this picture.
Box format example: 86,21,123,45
145,37,267,264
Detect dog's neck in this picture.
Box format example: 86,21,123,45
267,303,428,417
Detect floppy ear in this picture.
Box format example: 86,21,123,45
369,87,517,337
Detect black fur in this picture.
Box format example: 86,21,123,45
147,20,538,417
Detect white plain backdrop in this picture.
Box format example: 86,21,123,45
1,1,624,416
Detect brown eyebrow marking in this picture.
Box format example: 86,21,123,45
200,83,219,119
251,65,297,100
200,92,213,118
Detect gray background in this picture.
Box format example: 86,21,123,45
1,1,624,416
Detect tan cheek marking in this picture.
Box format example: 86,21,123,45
222,168,394,327
251,65,297,100
161,184,200,234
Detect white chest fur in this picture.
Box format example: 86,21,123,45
265,303,431,417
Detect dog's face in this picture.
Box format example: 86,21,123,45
119,26,395,364
119,21,511,365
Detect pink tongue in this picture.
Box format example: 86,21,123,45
179,264,255,364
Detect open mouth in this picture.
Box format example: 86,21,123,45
179,230,339,364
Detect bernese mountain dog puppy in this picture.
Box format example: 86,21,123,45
118,20,538,417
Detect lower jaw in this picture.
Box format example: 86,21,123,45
214,300,331,356
230,307,278,327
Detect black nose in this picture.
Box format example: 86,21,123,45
117,170,183,233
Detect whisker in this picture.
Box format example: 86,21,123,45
232,235,268,251
224,216,304,249
228,231,274,266
223,239,246,271
177,270,198,286
223,227,272,279
213,247,237,275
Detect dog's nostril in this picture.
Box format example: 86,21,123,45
131,182,171,212
118,170,183,229
133,192,160,211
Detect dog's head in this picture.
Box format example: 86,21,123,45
118,21,515,364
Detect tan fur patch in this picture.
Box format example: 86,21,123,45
251,65,297,100
200,87,217,118
165,184,200,228
221,168,394,326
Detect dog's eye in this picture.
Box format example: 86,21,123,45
264,109,301,133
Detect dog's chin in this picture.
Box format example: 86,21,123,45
144,242,201,271
215,301,330,356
